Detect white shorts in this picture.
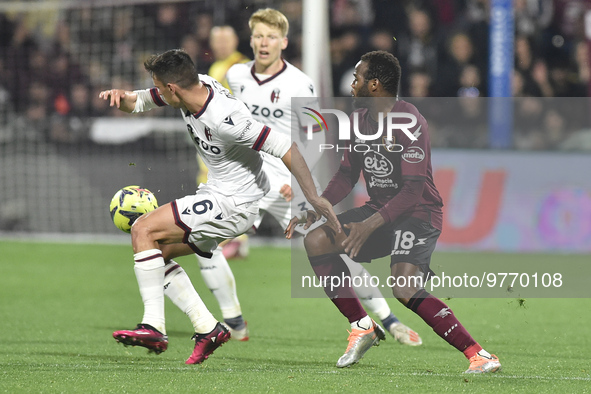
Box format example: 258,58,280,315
253,173,325,235
172,186,259,257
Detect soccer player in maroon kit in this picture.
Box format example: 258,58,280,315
286,51,501,373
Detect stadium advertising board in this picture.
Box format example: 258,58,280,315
350,150,591,253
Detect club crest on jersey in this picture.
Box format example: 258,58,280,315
382,136,398,152
270,88,280,103
204,127,212,141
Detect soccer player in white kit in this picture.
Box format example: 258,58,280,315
98,49,339,364
221,8,422,346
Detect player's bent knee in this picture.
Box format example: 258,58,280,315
304,226,335,255
130,215,159,251
391,285,420,305
303,228,323,255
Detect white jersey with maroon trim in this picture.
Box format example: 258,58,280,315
226,60,320,178
136,75,287,205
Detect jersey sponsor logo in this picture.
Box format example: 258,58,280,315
368,176,398,189
270,88,280,103
187,125,221,154
402,146,425,163
247,103,284,119
238,120,253,140
363,151,393,177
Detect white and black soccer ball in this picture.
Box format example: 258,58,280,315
109,185,158,233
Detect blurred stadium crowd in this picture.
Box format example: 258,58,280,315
0,0,590,150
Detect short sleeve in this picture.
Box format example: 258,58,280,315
217,106,270,150
396,113,430,179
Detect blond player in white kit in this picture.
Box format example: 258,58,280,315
98,49,339,364
200,8,422,346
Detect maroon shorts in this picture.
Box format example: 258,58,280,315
337,205,440,278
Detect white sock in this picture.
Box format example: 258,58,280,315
341,254,391,320
134,249,166,334
163,260,218,333
196,247,242,319
352,315,373,331
361,297,392,321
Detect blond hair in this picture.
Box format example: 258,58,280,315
248,8,289,37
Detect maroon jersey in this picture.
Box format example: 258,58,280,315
322,100,443,230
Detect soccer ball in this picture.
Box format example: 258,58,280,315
109,185,158,233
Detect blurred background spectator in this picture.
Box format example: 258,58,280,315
207,25,249,89
1,0,590,150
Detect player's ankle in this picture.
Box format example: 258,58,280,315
381,313,399,330
351,315,372,330
224,315,246,330
463,343,483,359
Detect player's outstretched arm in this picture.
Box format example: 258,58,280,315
281,143,341,234
98,89,138,113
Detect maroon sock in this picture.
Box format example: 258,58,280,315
309,254,367,323
407,289,481,358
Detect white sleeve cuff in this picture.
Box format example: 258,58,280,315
260,129,291,158
131,88,167,113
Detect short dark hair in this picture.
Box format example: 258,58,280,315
360,51,401,96
144,49,200,89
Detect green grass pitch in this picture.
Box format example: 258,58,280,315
1,240,589,393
